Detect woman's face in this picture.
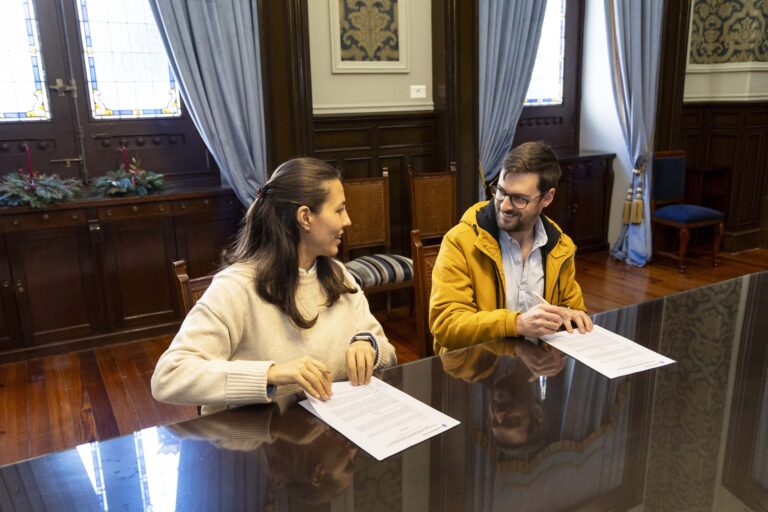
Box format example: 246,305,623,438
301,179,352,261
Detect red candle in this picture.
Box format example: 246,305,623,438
24,144,33,177
121,145,131,171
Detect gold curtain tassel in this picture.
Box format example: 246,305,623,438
622,187,633,224
630,185,644,224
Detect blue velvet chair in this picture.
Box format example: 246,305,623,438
651,150,724,273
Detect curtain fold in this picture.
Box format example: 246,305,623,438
605,0,664,266
149,0,267,206
478,0,547,194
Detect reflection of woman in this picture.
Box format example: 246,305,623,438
170,398,357,510
152,158,397,413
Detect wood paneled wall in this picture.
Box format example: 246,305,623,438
313,112,438,255
681,102,768,250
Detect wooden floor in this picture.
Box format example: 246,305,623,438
2,248,768,467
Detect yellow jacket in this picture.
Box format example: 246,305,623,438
429,201,586,354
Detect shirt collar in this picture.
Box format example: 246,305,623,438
298,261,318,275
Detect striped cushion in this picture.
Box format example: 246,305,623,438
345,254,414,288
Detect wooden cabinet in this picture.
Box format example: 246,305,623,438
0,189,242,362
549,152,615,253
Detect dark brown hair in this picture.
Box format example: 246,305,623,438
223,157,356,329
500,141,562,193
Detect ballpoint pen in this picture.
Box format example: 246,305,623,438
529,289,550,401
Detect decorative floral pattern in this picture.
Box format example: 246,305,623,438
643,279,742,511
689,0,768,64
339,0,400,61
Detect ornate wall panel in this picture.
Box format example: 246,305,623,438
689,0,768,64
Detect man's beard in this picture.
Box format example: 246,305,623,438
495,203,536,234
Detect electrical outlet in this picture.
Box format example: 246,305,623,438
410,85,427,99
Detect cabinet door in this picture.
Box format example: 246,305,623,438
173,195,242,278
568,159,610,251
101,211,178,330
0,237,22,351
6,224,101,347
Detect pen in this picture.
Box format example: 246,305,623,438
529,289,548,401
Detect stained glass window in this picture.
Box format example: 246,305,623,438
0,0,51,122
75,0,182,120
525,0,566,106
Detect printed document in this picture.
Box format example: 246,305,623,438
299,377,459,461
540,325,675,379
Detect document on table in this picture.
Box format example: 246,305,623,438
540,324,675,379
299,377,459,461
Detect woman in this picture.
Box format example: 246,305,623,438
152,158,397,412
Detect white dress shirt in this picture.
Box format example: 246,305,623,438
499,218,549,312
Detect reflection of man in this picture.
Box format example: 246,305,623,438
169,397,357,509
430,142,592,354
442,340,567,451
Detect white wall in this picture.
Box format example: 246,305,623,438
579,0,632,247
307,0,433,114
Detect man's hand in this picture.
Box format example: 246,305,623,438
555,307,593,334
515,303,564,337
267,356,333,400
346,341,376,386
514,339,567,379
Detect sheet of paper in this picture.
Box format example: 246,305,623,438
299,377,459,461
540,324,675,379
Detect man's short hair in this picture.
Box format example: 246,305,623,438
500,141,562,193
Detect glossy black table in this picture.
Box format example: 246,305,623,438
2,273,768,511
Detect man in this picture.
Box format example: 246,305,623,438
429,141,592,354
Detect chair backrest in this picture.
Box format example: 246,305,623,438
408,161,457,239
411,230,441,357
652,150,687,207
341,170,391,260
172,260,215,316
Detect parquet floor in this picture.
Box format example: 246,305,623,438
1,248,767,467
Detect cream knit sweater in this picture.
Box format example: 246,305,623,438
151,260,396,409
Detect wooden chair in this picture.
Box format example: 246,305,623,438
172,260,215,316
407,161,457,241
651,150,724,273
411,230,441,358
341,170,414,315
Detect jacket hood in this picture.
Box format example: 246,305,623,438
460,200,566,257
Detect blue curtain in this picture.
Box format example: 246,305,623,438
478,0,546,194
150,0,267,206
605,0,664,266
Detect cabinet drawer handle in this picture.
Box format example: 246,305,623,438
571,203,579,213
180,203,186,209
158,205,165,212
71,214,78,220
11,219,19,226
132,206,139,213
15,280,24,293
106,210,112,217
1,280,9,288
204,199,210,205
42,214,50,220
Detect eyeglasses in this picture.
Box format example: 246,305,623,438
490,185,543,209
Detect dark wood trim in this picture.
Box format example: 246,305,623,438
655,0,693,151
257,0,314,173
432,0,479,215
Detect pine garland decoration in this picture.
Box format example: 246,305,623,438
0,170,82,209
93,149,165,197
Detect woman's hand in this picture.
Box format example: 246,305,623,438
267,356,333,400
346,341,376,386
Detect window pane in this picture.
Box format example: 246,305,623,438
525,0,566,107
75,0,182,120
0,0,51,122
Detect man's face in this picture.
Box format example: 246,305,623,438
494,172,554,235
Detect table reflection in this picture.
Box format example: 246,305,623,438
2,272,768,511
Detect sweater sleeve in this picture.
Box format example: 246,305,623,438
341,266,397,368
151,274,275,407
